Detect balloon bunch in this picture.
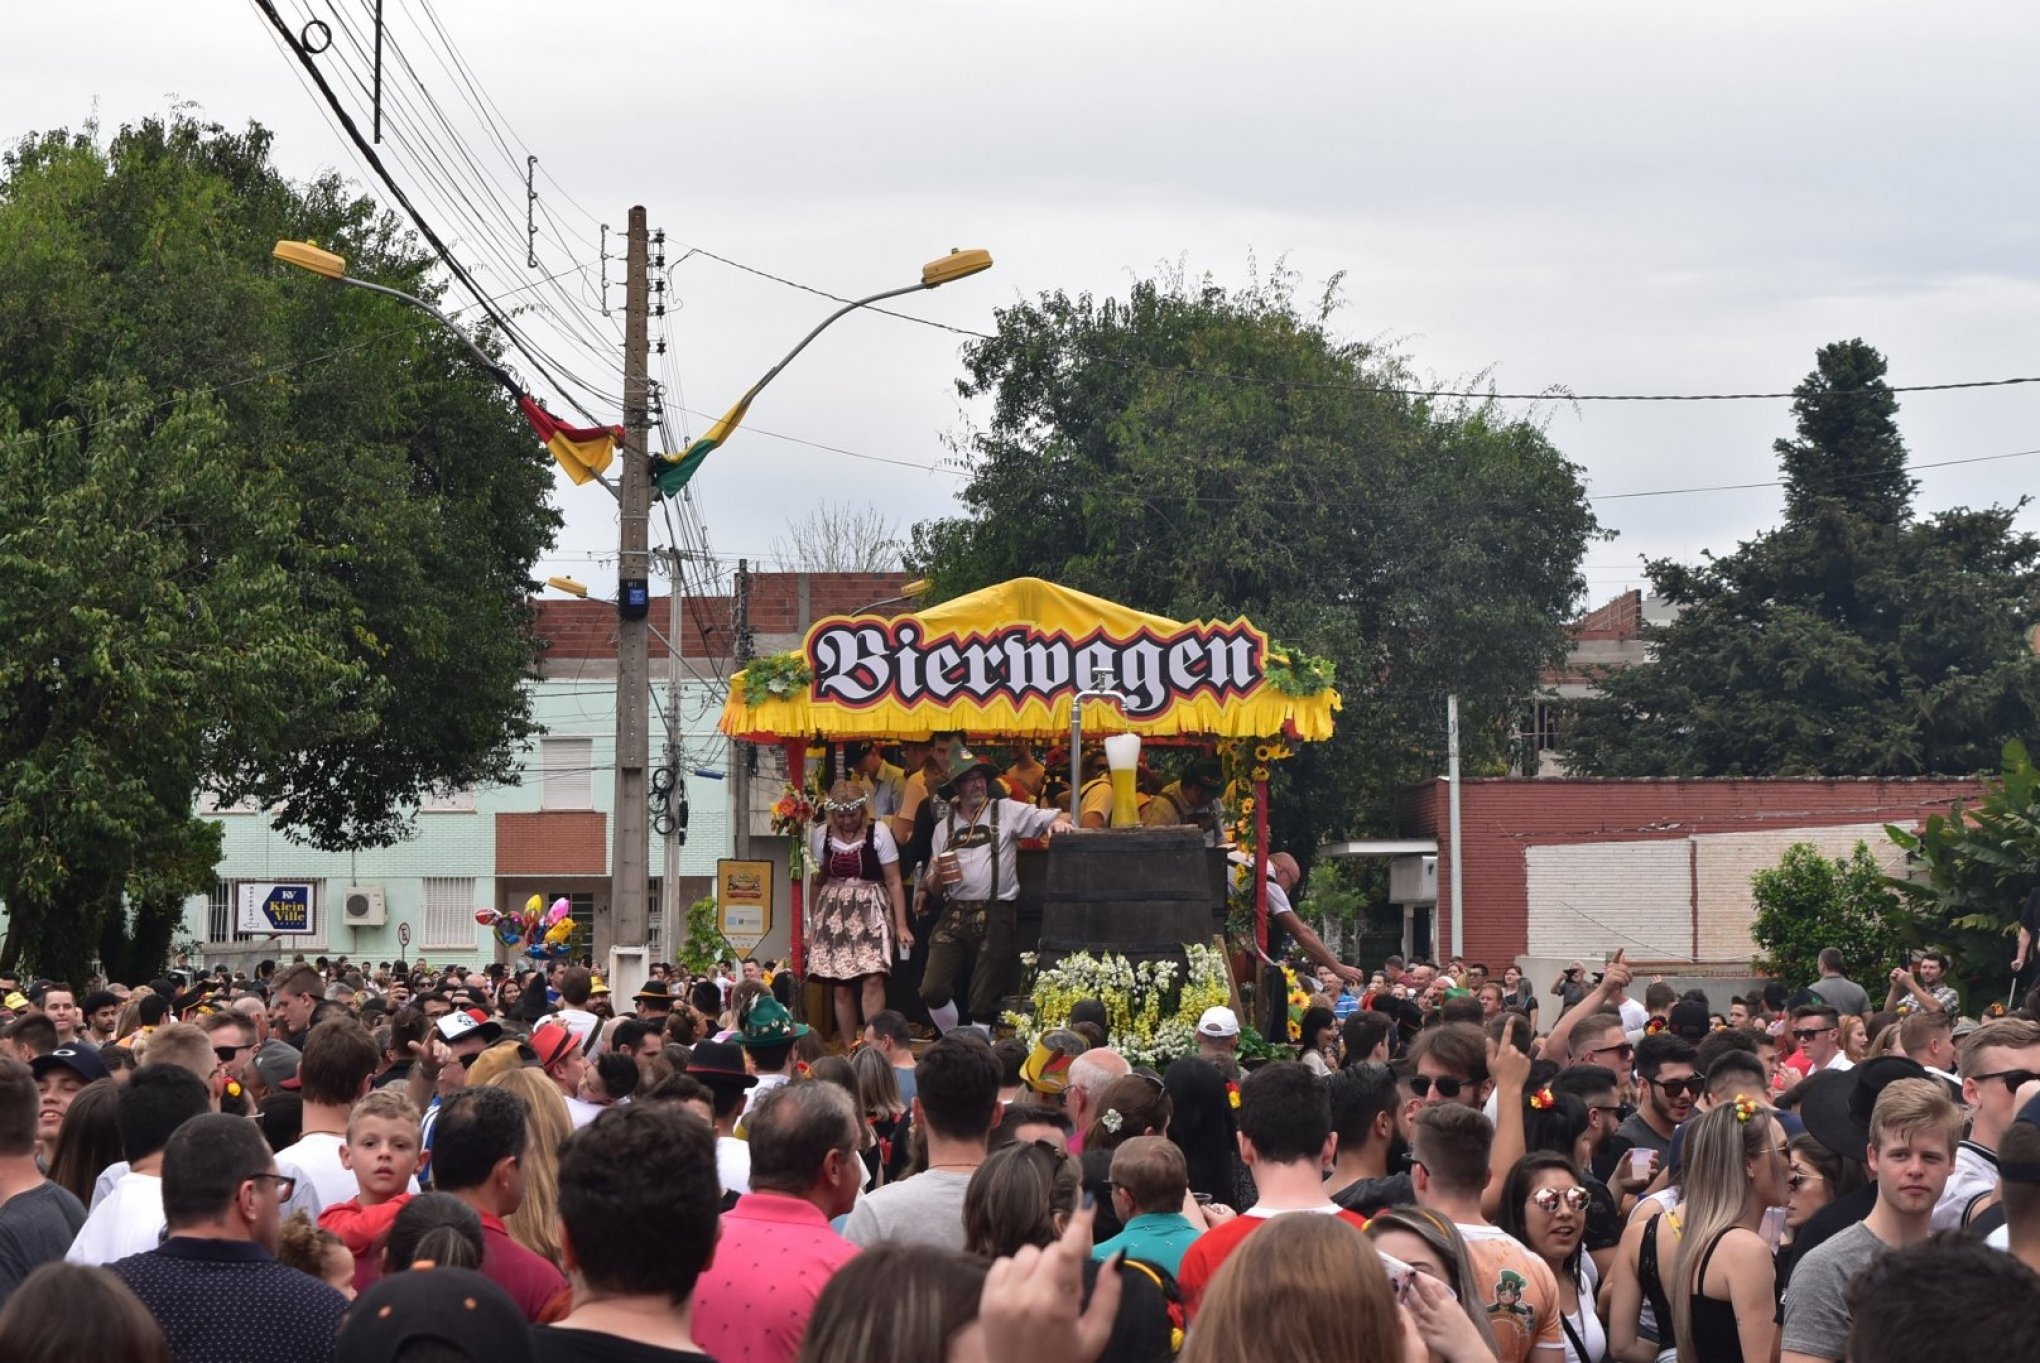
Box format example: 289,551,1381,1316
473,895,576,959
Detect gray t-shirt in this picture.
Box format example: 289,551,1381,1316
1780,1220,1886,1360
840,1168,972,1251
1810,976,1872,1018
0,1181,88,1304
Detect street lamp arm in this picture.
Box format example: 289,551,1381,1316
334,275,523,396
695,280,932,454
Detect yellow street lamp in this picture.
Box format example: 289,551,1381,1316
272,239,623,491
652,249,993,498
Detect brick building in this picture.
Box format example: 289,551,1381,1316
1396,776,1984,975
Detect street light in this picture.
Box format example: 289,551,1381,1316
652,249,994,498
272,240,623,494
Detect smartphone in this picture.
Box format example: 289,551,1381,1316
1192,1192,1213,1205
1378,1251,1454,1304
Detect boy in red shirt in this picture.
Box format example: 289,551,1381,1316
318,1089,422,1290
1177,1061,1369,1318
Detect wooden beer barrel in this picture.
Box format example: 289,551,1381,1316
1032,827,1226,966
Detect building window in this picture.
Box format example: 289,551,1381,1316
540,738,594,810
422,877,477,950
208,881,250,945
421,787,476,813
1531,701,1563,752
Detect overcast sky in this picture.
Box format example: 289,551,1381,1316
10,1,2040,610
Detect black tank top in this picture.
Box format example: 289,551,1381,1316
1685,1229,1747,1363
1636,1212,1676,1348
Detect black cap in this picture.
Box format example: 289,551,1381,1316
1668,999,1712,1040
335,1268,535,1363
30,1045,111,1085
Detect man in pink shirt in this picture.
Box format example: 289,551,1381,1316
692,1082,863,1361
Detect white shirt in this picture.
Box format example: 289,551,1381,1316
1266,879,1298,922
93,1157,322,1222
1816,1051,1856,1073
67,1171,163,1265
272,1132,354,1210
717,1134,752,1196
564,1095,605,1129
929,799,1062,902
1934,1141,1999,1230
808,821,902,870
742,1071,791,1115
1617,997,1650,1033
555,1007,600,1049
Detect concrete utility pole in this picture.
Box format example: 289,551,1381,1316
730,559,753,860
657,546,686,962
602,206,652,959
1446,693,1464,961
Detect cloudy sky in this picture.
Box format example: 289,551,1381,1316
10,1,2040,610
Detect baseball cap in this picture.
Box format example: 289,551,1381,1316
1668,999,1712,1041
335,1267,535,1363
435,1009,503,1047
30,1045,111,1085
252,1039,302,1091
1196,1006,1240,1039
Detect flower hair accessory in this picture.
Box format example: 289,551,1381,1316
1528,1086,1554,1111
1225,1081,1241,1110
1100,1108,1124,1134
1645,1017,1668,1036
1731,1095,1758,1124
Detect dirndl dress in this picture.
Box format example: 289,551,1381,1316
807,822,898,982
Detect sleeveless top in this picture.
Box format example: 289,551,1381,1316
1685,1229,1746,1363
821,824,884,882
1636,1212,1676,1347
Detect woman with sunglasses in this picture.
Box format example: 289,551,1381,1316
1784,1132,1858,1242
805,779,911,1048
1496,1154,1604,1363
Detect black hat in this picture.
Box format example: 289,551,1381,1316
1798,1055,1928,1163
30,1045,111,1085
632,980,675,1004
684,1038,758,1088
1668,999,1712,1041
335,1268,535,1363
1183,756,1225,790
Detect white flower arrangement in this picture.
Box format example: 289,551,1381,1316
1003,942,1236,1068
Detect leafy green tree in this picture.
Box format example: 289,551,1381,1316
1568,340,2040,777
1749,841,1909,987
911,266,1599,854
1886,740,2040,996
0,116,560,979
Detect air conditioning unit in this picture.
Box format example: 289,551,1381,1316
342,886,387,928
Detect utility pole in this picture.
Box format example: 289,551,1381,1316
730,559,753,860
1446,693,1464,961
603,206,651,960
657,547,686,962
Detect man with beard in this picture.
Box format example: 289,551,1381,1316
1781,1079,1960,1363
920,747,1070,1032
1326,1061,1412,1214
1605,1033,1696,1184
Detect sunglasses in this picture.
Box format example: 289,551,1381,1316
1410,1074,1473,1100
1583,1042,1634,1062
1787,1170,1826,1191
1969,1068,2040,1094
1650,1076,1704,1098
1791,1027,1836,1041
1530,1186,1591,1215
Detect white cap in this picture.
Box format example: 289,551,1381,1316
1197,1006,1240,1038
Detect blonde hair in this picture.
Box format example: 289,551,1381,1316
483,1067,571,1266
1182,1213,1399,1363
1363,1207,1500,1356
346,1089,420,1140
275,1210,347,1280
1870,1076,1963,1154
1960,1018,2040,1080
134,1022,214,1083
461,1039,526,1090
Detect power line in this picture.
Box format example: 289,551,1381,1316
1587,445,2040,501
676,241,2040,405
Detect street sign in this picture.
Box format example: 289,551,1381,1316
397,921,411,947
716,859,773,952
236,882,318,936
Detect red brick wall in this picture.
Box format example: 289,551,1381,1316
1399,777,1985,966
496,811,608,875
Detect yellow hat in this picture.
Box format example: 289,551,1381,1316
1,992,26,1012
589,975,610,995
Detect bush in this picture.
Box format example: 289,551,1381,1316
1750,841,1908,987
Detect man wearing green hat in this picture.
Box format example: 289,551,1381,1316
921,746,1072,1032
736,994,810,1114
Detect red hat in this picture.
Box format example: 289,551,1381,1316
528,1021,583,1072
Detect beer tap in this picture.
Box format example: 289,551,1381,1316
1070,667,1130,824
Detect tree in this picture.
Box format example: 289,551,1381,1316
0,115,560,979
1886,740,2040,999
769,501,904,572
1749,842,1909,987
1568,340,2040,777
910,265,1600,855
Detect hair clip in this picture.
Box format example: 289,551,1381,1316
1099,1108,1124,1134
1732,1095,1758,1124
1645,1017,1667,1035
1528,1086,1554,1111
1225,1081,1241,1109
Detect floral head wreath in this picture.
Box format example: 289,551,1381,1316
1528,1086,1555,1111
1731,1095,1758,1124
1644,1017,1668,1036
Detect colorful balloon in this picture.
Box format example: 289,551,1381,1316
545,897,572,925
544,919,572,945
474,908,500,925
525,894,543,917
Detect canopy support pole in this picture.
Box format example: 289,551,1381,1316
787,739,807,984
1253,776,1270,957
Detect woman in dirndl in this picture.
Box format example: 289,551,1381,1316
807,779,912,1047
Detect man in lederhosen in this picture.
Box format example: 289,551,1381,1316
920,747,1071,1033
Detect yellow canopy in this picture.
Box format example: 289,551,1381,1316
719,577,1339,743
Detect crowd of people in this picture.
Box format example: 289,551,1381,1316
0,927,2038,1360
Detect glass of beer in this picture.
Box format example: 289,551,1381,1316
1104,733,1142,828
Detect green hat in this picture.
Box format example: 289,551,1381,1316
737,995,811,1048
937,746,1001,796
